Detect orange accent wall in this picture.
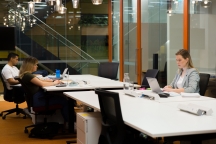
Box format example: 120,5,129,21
183,0,190,50
137,0,142,85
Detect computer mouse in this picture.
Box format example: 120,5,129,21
158,93,170,98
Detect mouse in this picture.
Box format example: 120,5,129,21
158,93,170,98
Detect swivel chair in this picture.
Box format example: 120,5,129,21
199,73,210,96
95,89,136,144
141,69,159,88
14,77,61,132
98,62,119,80
0,71,26,119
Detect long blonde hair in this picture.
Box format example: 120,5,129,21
19,57,38,78
176,49,194,70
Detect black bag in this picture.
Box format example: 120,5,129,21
29,122,60,139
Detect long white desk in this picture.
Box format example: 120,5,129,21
64,90,216,138
43,74,134,91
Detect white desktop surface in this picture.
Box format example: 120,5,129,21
141,90,215,103
64,90,216,138
43,75,129,91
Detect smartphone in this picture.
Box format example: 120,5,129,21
56,83,67,87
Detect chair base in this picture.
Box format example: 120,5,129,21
0,107,26,119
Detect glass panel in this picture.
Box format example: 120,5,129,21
112,1,120,61
123,0,137,82
189,0,216,97
141,0,183,87
166,0,184,85
0,0,109,93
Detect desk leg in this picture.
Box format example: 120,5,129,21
68,99,76,133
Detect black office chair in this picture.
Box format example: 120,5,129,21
95,89,135,144
199,73,210,96
0,71,26,119
98,62,119,80
141,69,159,88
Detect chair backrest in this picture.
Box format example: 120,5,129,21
14,77,31,111
0,71,14,102
95,89,124,129
98,62,119,80
142,69,159,88
15,76,62,113
199,73,210,96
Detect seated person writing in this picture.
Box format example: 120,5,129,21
19,57,70,129
163,49,200,93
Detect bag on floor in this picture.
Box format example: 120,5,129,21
29,122,60,139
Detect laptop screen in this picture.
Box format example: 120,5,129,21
62,68,68,78
146,77,163,93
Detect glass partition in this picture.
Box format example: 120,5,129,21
0,0,108,93
189,0,216,97
141,0,183,87
123,0,137,82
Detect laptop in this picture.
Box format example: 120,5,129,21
48,68,68,80
146,77,170,97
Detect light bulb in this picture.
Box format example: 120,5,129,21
204,0,208,4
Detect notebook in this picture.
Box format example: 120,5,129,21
47,68,68,80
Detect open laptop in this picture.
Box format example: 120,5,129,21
47,68,68,80
146,77,170,97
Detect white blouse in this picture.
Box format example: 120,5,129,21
177,76,184,88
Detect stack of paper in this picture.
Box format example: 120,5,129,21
180,92,200,98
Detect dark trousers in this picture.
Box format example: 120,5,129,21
33,90,69,122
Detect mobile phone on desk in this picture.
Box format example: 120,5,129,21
56,83,67,87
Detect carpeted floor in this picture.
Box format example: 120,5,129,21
0,101,76,144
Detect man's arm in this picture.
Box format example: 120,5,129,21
7,78,19,85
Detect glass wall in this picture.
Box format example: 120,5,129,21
189,0,216,97
123,0,137,82
141,0,183,87
0,0,109,93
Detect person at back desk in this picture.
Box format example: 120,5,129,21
1,52,25,101
19,56,70,129
163,49,200,93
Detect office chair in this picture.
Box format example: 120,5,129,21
98,62,119,80
0,71,26,119
15,77,62,132
141,69,159,88
199,73,210,96
95,89,136,144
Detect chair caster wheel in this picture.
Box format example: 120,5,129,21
2,116,6,119
0,113,3,116
24,129,28,133
23,115,26,119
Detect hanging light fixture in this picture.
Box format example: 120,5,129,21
201,0,211,8
55,0,61,11
28,1,35,15
72,0,79,8
92,0,103,5
58,4,67,14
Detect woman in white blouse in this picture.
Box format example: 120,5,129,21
163,49,200,93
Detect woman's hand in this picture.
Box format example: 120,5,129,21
164,85,172,89
53,80,61,85
163,87,173,92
